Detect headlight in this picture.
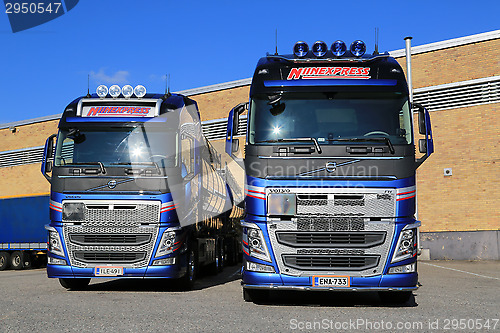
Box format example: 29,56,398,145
391,228,418,263
62,203,85,221
48,230,65,257
155,230,177,258
267,193,296,216
243,225,271,262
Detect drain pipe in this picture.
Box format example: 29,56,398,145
405,36,421,253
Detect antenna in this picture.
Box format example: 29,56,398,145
275,29,278,55
86,74,91,97
163,73,171,100
374,27,379,55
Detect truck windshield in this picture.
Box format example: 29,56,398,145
248,92,412,145
54,125,178,169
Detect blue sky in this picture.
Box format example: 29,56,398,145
1,0,499,124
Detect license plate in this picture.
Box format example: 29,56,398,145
95,266,123,276
312,275,350,287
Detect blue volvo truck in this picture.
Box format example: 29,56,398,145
226,40,434,303
42,84,240,290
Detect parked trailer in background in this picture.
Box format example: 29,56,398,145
0,194,48,270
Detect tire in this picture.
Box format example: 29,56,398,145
378,291,412,304
0,252,9,271
243,288,269,303
10,251,23,270
178,244,197,290
59,278,91,290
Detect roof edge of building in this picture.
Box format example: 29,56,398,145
389,29,500,58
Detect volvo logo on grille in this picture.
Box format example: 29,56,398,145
325,162,337,173
107,180,117,189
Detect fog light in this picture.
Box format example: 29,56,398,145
109,85,121,98
48,256,67,265
152,257,176,266
388,262,416,274
246,261,275,273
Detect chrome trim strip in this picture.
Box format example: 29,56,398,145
258,156,405,160
242,283,418,292
58,176,168,179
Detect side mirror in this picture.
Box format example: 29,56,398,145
413,103,426,135
41,134,57,182
414,103,434,168
419,139,427,154
225,102,248,157
232,138,240,153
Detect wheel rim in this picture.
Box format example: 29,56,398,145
13,255,20,266
0,256,4,266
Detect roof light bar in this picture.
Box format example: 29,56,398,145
122,85,133,98
350,40,366,57
96,85,108,98
293,41,309,58
134,85,146,98
331,40,347,57
312,41,327,58
109,85,121,98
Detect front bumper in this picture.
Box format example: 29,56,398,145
47,252,188,279
242,270,418,291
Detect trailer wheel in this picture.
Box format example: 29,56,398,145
59,278,91,290
378,291,412,304
0,252,10,271
243,288,269,303
10,251,23,270
178,244,198,290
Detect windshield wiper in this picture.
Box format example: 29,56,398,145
63,161,106,174
111,162,161,174
257,137,322,154
327,137,395,154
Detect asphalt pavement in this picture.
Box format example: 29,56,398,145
0,260,499,332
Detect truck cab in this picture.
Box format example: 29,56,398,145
226,40,434,303
43,85,236,290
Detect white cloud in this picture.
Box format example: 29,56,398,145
90,68,130,84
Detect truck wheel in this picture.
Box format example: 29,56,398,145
243,288,269,303
10,251,23,270
378,291,412,304
0,252,10,271
178,245,197,290
59,278,91,290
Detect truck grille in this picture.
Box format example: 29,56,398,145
282,255,379,271
74,251,147,263
297,217,365,231
63,225,158,268
267,218,394,276
276,232,386,248
69,234,151,246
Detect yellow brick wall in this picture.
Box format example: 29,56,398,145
415,103,499,232
396,39,500,88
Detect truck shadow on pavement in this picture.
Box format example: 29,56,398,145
78,265,242,292
251,290,418,308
